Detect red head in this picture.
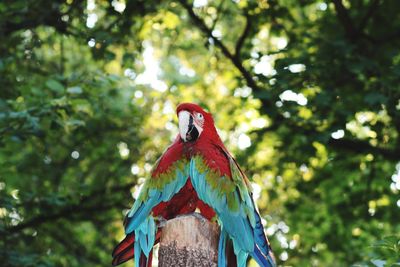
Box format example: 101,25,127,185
176,103,219,143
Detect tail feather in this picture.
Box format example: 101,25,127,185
139,252,150,267
112,230,162,266
112,233,136,266
253,208,269,253
251,245,276,267
112,233,135,258
112,247,134,266
145,250,153,267
112,248,150,267
218,229,228,267
251,205,276,267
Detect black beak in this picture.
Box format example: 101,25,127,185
186,115,199,142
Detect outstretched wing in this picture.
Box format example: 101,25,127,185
189,144,275,267
113,137,189,266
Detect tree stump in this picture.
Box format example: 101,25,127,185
158,213,219,267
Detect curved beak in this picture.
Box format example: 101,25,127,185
178,111,200,142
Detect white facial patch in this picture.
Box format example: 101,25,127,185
178,111,191,142
193,112,205,128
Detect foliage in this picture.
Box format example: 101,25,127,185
1,0,400,266
353,235,400,267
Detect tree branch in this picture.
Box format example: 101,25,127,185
331,0,359,39
1,7,68,37
178,0,399,161
6,182,135,233
47,225,103,265
358,0,381,32
328,138,399,160
235,13,252,58
178,0,262,94
210,0,225,33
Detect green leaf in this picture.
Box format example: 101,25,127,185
46,79,64,94
65,119,85,127
364,92,388,106
50,96,68,107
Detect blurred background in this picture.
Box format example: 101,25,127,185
1,0,400,266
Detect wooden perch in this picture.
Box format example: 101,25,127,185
159,213,219,267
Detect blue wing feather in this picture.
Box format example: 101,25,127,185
134,237,140,267
218,228,228,267
252,206,276,266
123,160,190,267
125,192,160,233
190,157,275,267
161,180,176,201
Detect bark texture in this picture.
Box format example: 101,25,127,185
159,213,219,267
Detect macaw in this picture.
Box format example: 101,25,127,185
112,103,275,267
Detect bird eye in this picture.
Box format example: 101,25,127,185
196,113,204,120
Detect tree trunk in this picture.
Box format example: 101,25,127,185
158,213,219,267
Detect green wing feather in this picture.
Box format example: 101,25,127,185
125,158,189,233
123,154,189,267
190,154,255,265
190,152,275,267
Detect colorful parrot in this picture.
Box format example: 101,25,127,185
112,103,275,267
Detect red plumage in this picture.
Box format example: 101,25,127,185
112,103,269,266
113,104,220,265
